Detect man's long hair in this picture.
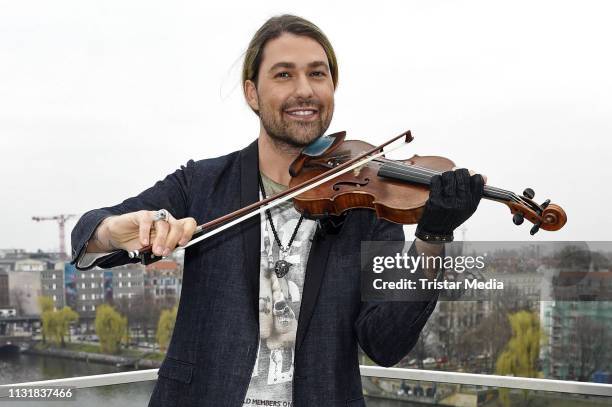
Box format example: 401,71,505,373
242,15,339,92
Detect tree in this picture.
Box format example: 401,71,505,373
38,296,55,344
95,304,127,354
496,311,543,407
156,306,178,352
403,323,433,369
470,284,523,373
115,293,163,345
138,295,163,343
39,300,79,348
559,315,612,381
45,311,61,345
57,306,79,347
38,296,54,313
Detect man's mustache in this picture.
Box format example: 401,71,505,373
281,99,322,111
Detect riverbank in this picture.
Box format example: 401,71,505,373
23,342,163,369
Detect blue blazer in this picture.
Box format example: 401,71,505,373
70,140,438,407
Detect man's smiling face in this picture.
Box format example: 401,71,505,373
245,33,335,149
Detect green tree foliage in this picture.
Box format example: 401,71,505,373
57,307,79,346
38,296,55,344
43,311,60,345
156,306,178,352
496,310,543,406
38,296,54,313
95,304,127,354
38,298,79,348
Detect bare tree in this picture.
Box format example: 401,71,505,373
474,285,524,372
404,323,433,369
115,293,162,344
559,316,612,381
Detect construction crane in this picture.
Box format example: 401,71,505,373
32,214,77,259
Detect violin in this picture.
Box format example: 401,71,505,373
128,130,566,265
289,130,567,234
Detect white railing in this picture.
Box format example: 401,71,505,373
1,367,612,398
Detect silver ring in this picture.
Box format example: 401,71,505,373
153,209,170,222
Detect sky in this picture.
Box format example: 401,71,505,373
1,0,611,253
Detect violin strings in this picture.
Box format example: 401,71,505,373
371,160,522,204
365,155,512,196
379,159,520,199
325,151,523,204
325,151,550,214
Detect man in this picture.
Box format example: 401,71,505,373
71,15,484,407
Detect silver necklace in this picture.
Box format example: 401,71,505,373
258,173,304,278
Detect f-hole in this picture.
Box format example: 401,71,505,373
333,178,370,191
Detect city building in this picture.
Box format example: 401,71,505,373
74,268,105,318
112,264,145,302
7,270,42,315
0,248,27,260
0,270,9,308
145,260,183,306
40,265,65,311
14,259,46,272
0,259,16,272
541,271,612,380
69,263,147,318
494,271,543,311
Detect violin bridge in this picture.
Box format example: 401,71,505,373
353,163,366,177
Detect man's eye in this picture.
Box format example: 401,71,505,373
276,72,290,78
311,71,326,77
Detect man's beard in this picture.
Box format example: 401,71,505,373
258,97,333,151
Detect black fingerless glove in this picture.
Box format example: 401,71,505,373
415,168,485,242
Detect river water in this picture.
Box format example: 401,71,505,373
0,352,423,406
0,352,128,385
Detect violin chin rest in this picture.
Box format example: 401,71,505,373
289,131,347,177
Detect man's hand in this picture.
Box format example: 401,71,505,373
415,168,486,242
86,210,197,257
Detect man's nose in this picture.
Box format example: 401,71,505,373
294,74,314,99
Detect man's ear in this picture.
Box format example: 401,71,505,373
244,80,259,112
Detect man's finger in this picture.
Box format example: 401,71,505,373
163,221,183,257
453,166,487,184
178,218,197,246
455,168,470,196
470,173,486,204
441,171,456,198
138,211,153,246
467,169,487,184
152,218,170,256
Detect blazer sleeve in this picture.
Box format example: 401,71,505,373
70,159,196,271
354,219,442,367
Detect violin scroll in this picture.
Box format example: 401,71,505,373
507,197,567,235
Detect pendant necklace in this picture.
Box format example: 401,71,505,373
258,172,304,278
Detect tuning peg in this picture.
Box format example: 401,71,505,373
513,213,524,225
530,223,540,235
523,188,535,199
541,199,550,209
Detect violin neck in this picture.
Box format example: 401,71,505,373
377,163,515,203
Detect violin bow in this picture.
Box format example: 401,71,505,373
128,130,414,264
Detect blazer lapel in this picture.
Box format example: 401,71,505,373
240,138,333,352
296,232,332,352
239,139,261,320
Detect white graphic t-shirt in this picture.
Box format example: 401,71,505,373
243,173,317,407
